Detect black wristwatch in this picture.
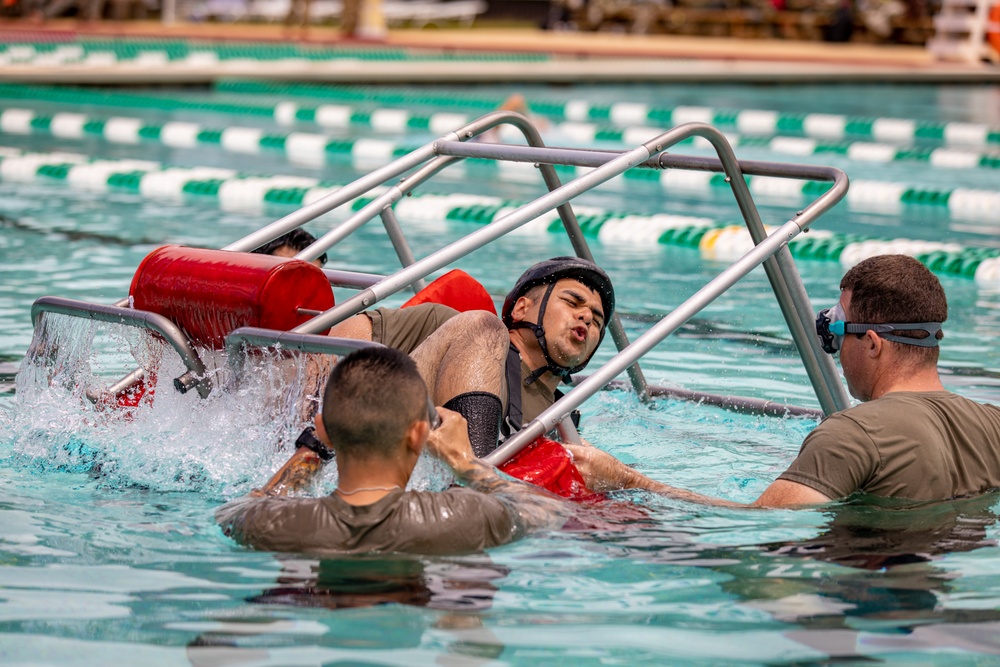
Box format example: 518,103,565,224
295,427,334,461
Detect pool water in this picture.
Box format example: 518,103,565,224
2,81,1000,665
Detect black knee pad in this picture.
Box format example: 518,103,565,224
443,392,503,458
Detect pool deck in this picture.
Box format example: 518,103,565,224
0,18,998,84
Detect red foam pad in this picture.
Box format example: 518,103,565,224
500,436,604,502
402,269,496,314
129,245,335,348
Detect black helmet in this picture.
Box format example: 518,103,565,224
502,256,615,382
502,256,615,328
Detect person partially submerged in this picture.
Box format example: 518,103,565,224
326,256,615,456
252,228,327,268
216,346,568,556
568,255,1000,507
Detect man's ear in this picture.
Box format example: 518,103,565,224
405,419,430,457
510,295,533,323
865,330,883,358
313,413,333,446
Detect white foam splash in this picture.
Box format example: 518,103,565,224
10,314,455,499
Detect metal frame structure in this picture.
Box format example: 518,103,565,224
28,111,851,467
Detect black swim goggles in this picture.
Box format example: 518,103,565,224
815,303,942,355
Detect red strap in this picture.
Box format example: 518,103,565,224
116,375,155,408
402,269,496,314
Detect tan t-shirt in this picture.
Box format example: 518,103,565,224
217,487,518,556
367,304,557,425
779,391,1000,501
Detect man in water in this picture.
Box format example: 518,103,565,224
568,254,1000,507
217,346,567,554
324,256,613,455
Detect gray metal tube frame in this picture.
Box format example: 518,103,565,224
227,111,647,402
30,296,211,399
680,131,850,417
592,378,823,419
380,206,428,295
437,129,851,415
225,112,552,256
484,217,833,467
294,156,463,288
225,327,383,360
292,143,655,335
221,141,441,254
322,269,386,289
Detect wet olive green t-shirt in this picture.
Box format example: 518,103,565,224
217,487,518,556
778,391,1000,501
367,303,460,355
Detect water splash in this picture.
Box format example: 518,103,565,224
8,313,458,500
10,314,321,497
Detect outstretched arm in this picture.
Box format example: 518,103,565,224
564,444,830,509
427,408,569,531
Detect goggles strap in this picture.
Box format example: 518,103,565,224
842,322,943,348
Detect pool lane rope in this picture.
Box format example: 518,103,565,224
2,107,998,222
3,146,1000,284
216,80,1000,148
2,83,998,172
0,40,546,66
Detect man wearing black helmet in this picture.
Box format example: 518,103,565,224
324,256,612,457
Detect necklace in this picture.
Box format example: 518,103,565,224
335,484,401,496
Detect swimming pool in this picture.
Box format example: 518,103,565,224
2,80,1000,665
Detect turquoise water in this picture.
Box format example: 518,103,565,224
2,81,1000,665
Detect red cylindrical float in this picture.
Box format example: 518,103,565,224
129,245,335,348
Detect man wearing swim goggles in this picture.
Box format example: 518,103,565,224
565,254,1000,507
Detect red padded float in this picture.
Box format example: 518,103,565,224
500,436,604,502
129,245,335,349
402,269,496,314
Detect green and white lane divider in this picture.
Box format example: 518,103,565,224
389,194,1000,282
554,125,1000,171
217,80,1000,148
0,106,422,171
0,40,546,66
0,82,491,135
0,147,345,213
2,84,997,173
3,106,999,222
3,146,1000,284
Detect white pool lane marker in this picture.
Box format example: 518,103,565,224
1,107,998,223
1,147,998,284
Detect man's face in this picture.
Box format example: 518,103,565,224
517,278,605,369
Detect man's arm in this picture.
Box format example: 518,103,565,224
427,408,569,531
751,479,831,507
252,439,325,497
564,444,831,509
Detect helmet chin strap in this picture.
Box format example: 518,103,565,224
508,282,576,385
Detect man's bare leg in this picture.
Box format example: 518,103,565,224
323,309,508,455
327,314,373,341
411,311,508,456
410,311,507,403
